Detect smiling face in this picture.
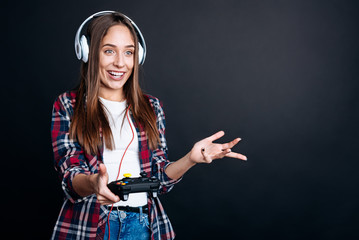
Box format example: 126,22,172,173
98,24,135,101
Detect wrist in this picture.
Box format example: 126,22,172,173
72,173,95,197
87,173,98,194
185,152,197,167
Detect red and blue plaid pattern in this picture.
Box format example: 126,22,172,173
51,90,181,240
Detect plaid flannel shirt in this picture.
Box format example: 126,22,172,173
51,90,181,240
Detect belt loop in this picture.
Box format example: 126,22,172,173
139,206,143,224
116,208,121,222
116,208,122,240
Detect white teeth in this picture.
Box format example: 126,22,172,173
109,71,124,76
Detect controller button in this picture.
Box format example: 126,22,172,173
123,173,132,178
121,183,126,185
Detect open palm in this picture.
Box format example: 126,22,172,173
188,131,247,164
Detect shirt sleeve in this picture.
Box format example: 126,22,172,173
51,93,93,203
149,97,182,195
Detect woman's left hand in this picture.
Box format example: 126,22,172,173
188,131,247,164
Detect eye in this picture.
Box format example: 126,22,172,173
104,49,115,55
125,50,133,56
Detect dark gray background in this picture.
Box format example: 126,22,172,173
3,0,359,239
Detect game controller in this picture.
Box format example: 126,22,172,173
107,172,160,201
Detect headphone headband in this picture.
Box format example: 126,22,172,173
74,11,146,64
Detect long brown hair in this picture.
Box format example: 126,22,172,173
70,12,159,155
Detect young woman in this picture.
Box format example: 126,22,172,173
51,11,247,240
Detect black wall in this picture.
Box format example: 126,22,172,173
3,0,359,239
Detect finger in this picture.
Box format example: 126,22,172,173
98,199,117,205
97,194,119,205
97,195,111,204
215,148,231,159
97,195,112,205
221,138,241,150
100,186,120,203
225,151,247,161
207,131,225,142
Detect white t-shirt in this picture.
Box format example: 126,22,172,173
100,97,147,207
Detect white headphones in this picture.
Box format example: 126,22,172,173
74,10,147,64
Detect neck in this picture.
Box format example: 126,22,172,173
99,88,125,102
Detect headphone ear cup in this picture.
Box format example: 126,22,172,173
138,43,144,65
80,35,89,63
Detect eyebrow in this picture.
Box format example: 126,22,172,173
102,43,135,48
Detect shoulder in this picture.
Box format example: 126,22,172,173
55,90,77,102
144,94,161,105
144,94,164,113
53,90,78,113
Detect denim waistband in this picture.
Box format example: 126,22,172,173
107,205,148,213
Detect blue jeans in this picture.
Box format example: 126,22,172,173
104,208,151,240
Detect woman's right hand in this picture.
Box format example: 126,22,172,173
89,163,120,205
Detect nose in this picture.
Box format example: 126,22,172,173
114,53,125,68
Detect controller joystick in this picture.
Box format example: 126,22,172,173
108,173,160,201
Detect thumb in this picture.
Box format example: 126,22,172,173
98,163,107,176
